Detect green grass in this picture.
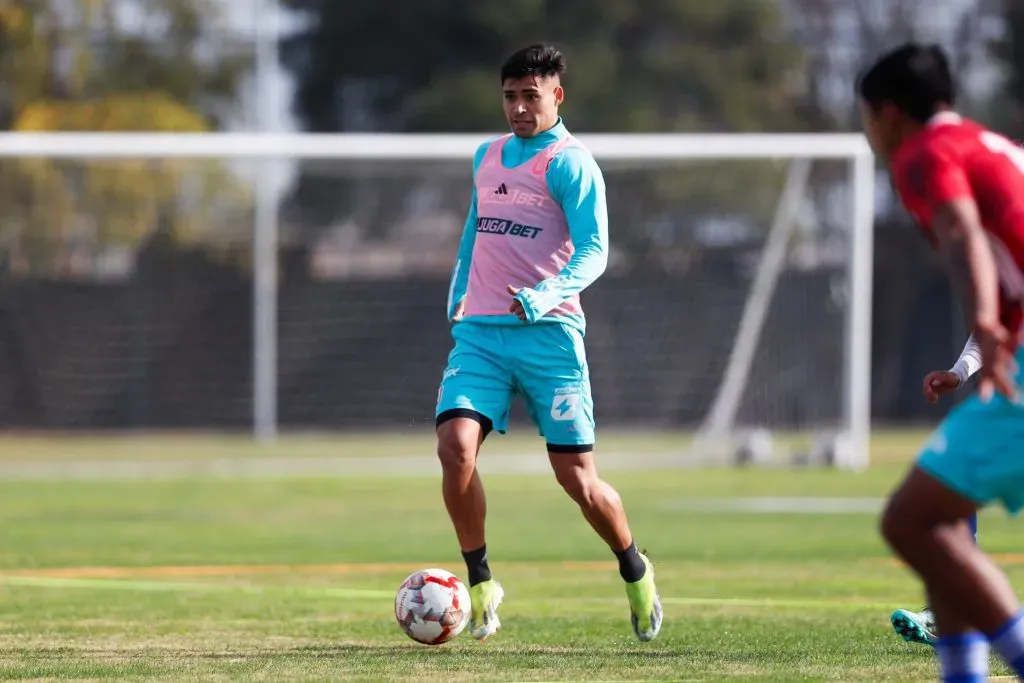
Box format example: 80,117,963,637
0,430,1018,681
0,427,933,463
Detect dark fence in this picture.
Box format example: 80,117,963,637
0,245,961,431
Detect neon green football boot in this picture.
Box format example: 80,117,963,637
468,579,504,640
624,553,663,642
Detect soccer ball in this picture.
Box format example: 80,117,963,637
394,568,471,645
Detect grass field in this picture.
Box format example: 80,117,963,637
0,429,1020,681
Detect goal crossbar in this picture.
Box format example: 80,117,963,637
0,132,872,160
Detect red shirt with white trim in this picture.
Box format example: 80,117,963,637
891,112,1024,334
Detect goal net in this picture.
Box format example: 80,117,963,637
0,132,874,468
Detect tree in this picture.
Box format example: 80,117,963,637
282,0,804,134
783,0,1004,131
991,0,1024,137
0,0,251,276
278,0,811,267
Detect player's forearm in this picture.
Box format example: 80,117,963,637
447,195,479,319
936,201,1001,330
950,333,983,384
961,231,1002,329
520,240,608,318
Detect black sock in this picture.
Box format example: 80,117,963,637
462,545,491,587
614,541,646,583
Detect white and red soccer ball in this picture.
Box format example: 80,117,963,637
394,568,471,645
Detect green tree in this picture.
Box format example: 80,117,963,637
279,0,810,267
282,0,804,134
992,0,1024,137
0,0,251,276
784,0,1003,131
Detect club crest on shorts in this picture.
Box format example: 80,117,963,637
550,388,580,421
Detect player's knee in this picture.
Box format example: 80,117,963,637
879,505,902,551
557,471,587,505
555,467,610,509
880,497,913,552
436,421,478,473
880,495,939,557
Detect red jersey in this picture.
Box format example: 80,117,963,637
891,112,1024,334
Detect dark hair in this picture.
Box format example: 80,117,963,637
500,44,566,83
856,43,955,123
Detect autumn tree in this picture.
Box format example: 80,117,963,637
0,0,251,275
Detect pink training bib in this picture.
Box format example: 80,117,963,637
463,134,583,319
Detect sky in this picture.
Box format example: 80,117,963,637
72,0,302,133
196,1,305,199
214,0,302,134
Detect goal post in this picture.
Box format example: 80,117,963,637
697,159,815,444
0,131,874,467
690,148,875,470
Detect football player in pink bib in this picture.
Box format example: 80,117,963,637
434,44,662,643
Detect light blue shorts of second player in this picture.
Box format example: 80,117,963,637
435,321,595,450
918,347,1024,514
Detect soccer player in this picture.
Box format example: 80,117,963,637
434,44,663,642
858,42,1024,682
891,335,982,647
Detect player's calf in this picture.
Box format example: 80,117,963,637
437,414,504,640
880,468,1012,635
548,449,662,641
881,467,1024,678
549,448,633,552
436,413,490,564
548,452,651,597
887,513,978,647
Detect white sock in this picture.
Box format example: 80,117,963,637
936,632,988,682
989,612,1024,678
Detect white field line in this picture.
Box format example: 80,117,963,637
662,497,887,514
0,573,900,611
0,451,688,480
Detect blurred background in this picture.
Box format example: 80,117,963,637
0,0,1021,443
4,7,1024,678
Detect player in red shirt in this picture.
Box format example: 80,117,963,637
859,43,1024,681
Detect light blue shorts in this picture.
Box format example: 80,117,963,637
917,348,1024,514
435,321,595,450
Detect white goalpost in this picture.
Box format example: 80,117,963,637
0,131,874,468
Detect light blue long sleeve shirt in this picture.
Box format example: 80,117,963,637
446,118,609,334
